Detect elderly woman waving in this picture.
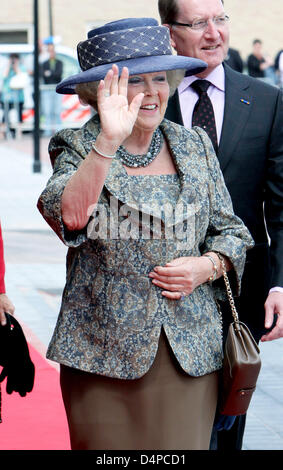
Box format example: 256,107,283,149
37,18,253,450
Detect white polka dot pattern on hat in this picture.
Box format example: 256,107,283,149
77,26,171,71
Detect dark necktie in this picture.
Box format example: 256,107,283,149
191,79,218,153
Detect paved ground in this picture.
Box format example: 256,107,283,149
1,133,283,450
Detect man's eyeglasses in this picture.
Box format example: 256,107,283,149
171,14,229,32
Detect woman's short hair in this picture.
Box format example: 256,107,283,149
75,69,185,110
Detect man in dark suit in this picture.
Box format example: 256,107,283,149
158,0,283,450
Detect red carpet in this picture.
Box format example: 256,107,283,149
0,341,71,450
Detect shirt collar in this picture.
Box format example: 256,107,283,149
178,63,225,94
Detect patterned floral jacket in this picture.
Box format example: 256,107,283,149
37,115,254,379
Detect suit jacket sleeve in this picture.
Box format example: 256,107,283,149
194,128,254,296
264,89,283,287
0,222,6,293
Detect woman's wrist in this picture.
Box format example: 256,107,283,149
202,252,221,282
91,143,116,159
92,133,120,160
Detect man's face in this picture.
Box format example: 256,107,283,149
48,44,56,58
253,42,262,56
169,0,229,77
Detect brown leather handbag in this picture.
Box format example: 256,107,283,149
217,255,261,416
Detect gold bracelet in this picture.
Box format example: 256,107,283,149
203,254,218,282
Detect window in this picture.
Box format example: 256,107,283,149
0,30,29,45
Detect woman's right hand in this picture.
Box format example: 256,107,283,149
97,64,144,150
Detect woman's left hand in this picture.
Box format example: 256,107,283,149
149,256,212,299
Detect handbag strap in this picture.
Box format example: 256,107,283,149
217,253,240,324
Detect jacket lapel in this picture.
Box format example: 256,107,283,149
104,158,132,204
218,64,253,171
160,120,198,227
104,120,197,227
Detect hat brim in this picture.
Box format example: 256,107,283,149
56,55,207,94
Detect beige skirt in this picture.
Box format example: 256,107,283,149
60,330,218,450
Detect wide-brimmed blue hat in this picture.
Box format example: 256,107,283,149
56,18,207,94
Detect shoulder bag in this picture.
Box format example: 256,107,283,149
217,254,261,416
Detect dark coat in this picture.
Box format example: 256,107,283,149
165,63,283,341
41,58,63,85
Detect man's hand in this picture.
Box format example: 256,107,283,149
261,292,283,341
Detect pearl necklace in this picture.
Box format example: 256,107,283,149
116,128,164,168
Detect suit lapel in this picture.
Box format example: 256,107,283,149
218,64,253,171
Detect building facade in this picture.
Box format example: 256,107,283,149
1,0,282,65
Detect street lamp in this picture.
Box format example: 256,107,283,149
33,0,41,173
48,0,53,37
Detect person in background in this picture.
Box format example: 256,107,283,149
41,43,63,136
274,48,283,88
26,39,50,80
37,17,253,450
0,221,15,326
1,53,27,135
158,0,283,450
247,39,276,85
224,47,243,73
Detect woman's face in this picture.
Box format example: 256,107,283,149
127,71,170,132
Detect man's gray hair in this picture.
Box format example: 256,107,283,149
158,0,224,24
